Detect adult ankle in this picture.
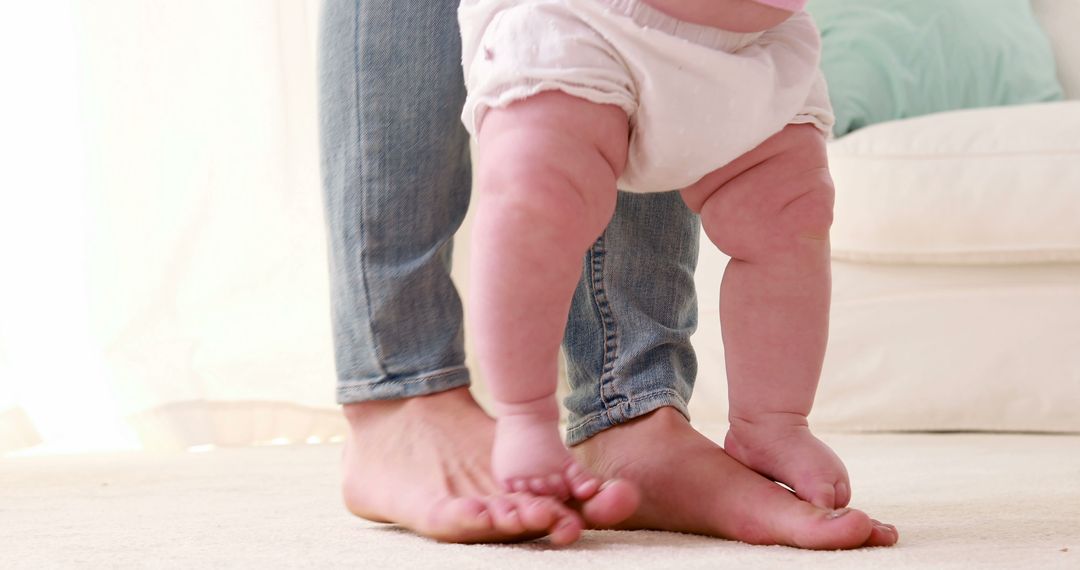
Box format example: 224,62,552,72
342,387,475,426
342,399,401,426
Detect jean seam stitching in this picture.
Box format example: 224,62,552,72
565,413,613,440
351,4,388,378
589,235,622,424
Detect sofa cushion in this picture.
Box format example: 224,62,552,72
828,101,1080,265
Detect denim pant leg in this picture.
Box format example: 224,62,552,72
564,191,701,445
319,0,472,403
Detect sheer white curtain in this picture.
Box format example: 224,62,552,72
0,0,344,455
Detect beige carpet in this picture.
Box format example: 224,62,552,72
4,429,1078,569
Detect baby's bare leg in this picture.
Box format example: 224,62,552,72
681,124,850,510
471,91,629,498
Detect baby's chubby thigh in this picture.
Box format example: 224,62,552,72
462,1,637,220
474,91,630,241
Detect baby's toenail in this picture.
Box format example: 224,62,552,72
826,508,851,520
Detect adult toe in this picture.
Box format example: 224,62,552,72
579,479,640,528
420,497,493,542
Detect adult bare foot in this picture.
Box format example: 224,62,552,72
341,387,638,545
575,407,899,550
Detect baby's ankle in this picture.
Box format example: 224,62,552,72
729,410,810,433
493,393,560,422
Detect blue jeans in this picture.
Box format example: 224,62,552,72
319,0,700,445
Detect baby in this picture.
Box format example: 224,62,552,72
462,0,851,510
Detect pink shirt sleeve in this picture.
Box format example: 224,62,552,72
751,0,807,11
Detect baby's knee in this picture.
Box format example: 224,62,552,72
702,171,835,261
779,171,835,242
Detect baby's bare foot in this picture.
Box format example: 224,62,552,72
493,411,603,501
341,388,636,545
724,412,851,510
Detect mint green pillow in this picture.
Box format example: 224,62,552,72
807,0,1064,136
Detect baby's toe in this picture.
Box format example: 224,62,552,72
835,480,851,508
506,478,530,494
564,462,601,500
528,476,553,496
802,482,838,510
546,473,571,500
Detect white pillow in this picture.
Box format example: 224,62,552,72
1032,0,1080,99
827,101,1080,264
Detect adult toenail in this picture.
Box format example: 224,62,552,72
826,508,851,520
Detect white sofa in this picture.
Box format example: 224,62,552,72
689,0,1080,432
